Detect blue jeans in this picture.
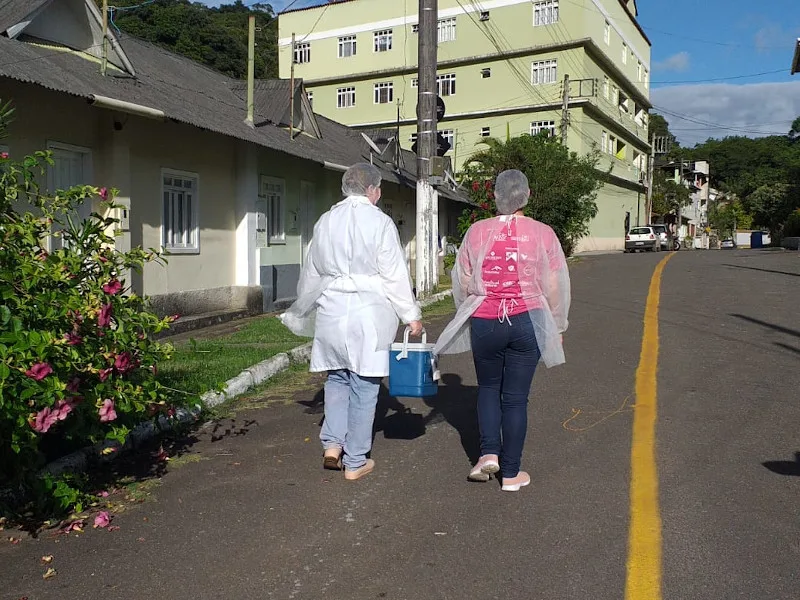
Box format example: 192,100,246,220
320,369,381,470
471,314,540,478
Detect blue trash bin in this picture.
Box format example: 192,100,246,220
751,231,763,249
389,329,440,398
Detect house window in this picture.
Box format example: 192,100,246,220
608,134,618,155
480,11,490,21
622,43,627,64
615,140,627,161
604,21,610,45
603,76,609,99
338,35,357,58
531,59,557,85
480,127,491,137
409,132,418,143
261,176,285,245
481,67,492,78
533,1,559,26
637,61,642,81
294,42,311,64
48,143,92,218
162,170,199,253
612,84,619,104
306,90,313,108
337,86,356,108
530,121,556,136
437,73,456,96
374,82,394,104
643,69,649,87
411,77,418,88
601,131,608,153
618,89,630,113
412,23,419,33
374,29,393,52
437,17,457,43
441,129,454,150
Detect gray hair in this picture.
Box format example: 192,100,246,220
494,169,530,215
341,162,382,197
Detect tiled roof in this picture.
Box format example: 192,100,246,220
0,31,468,203
0,0,50,33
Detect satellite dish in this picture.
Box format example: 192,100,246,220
361,132,384,155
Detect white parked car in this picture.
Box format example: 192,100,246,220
625,226,660,252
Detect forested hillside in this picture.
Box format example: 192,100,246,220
99,0,279,79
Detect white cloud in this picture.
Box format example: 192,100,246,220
651,81,800,146
653,52,690,73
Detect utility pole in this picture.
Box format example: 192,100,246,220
245,15,256,127
101,0,108,76
645,134,656,224
415,0,439,298
560,74,570,144
289,32,296,139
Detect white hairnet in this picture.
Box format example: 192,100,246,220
494,169,530,215
342,163,382,197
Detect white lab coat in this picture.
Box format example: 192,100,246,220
280,195,421,377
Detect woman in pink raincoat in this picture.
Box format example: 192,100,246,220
433,170,571,492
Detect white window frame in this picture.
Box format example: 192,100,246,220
480,11,490,21
374,81,394,104
412,23,419,33
294,42,311,64
531,59,557,85
601,131,608,154
480,127,491,138
437,73,456,96
411,77,418,88
530,121,556,137
307,90,313,108
481,67,492,78
643,69,649,87
409,132,418,143
622,43,628,64
338,35,357,58
337,86,356,108
637,61,642,81
533,0,559,27
437,17,457,43
373,29,393,52
260,175,286,246
604,21,610,45
161,168,200,255
603,76,609,99
440,129,455,151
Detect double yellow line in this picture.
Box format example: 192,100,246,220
626,254,675,600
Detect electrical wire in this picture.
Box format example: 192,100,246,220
650,68,789,85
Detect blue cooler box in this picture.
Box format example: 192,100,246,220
389,329,440,398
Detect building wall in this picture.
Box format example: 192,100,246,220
280,0,650,253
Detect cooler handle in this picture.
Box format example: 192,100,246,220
396,327,427,361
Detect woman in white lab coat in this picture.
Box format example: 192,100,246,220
281,163,423,481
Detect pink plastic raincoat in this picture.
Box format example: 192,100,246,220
433,215,571,368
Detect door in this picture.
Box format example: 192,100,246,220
299,181,315,263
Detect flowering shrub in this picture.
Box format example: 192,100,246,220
0,150,176,510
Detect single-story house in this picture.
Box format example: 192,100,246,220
0,0,468,326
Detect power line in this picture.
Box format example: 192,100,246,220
650,68,788,85
639,24,795,50
652,106,789,136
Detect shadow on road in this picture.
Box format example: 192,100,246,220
763,452,800,476
729,314,800,339
775,342,800,356
296,374,481,465
722,264,800,278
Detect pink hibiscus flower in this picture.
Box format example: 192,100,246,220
64,332,82,346
113,352,134,374
99,399,117,423
98,368,113,382
102,280,123,295
25,362,53,381
0,152,8,160
98,303,113,328
98,187,109,201
31,407,59,433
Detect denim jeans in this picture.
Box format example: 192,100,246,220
320,369,381,470
470,314,540,478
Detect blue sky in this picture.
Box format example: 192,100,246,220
202,0,800,146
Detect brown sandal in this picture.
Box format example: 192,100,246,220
323,449,342,471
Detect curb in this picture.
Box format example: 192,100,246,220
36,290,454,480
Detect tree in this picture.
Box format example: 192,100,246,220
457,133,606,256
97,0,278,79
709,199,752,238
650,169,691,218
744,183,800,237
788,116,800,141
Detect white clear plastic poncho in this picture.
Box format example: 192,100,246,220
280,195,421,378
433,215,571,368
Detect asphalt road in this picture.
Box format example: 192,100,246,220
2,248,799,600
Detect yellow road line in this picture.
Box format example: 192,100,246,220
625,253,675,600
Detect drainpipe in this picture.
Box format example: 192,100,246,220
290,33,296,139
245,15,256,127
89,95,165,120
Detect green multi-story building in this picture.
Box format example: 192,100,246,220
278,0,651,251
